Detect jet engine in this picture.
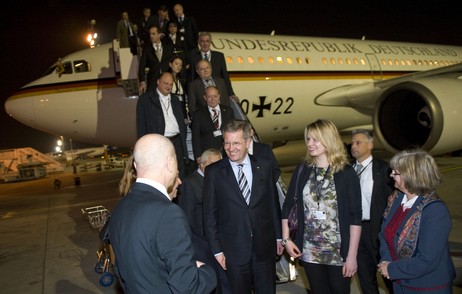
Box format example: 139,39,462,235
373,76,462,155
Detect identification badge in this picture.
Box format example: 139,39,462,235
213,130,222,137
313,210,326,220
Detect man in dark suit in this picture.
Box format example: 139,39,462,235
138,25,174,94
139,7,156,46
188,32,238,101
108,134,216,293
351,129,393,294
136,72,187,178
173,3,199,53
191,86,234,162
203,119,283,294
188,60,230,116
178,148,227,293
152,4,170,37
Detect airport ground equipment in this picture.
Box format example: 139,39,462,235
81,205,115,287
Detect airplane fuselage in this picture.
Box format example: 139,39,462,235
5,33,462,154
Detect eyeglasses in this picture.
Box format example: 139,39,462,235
390,170,401,177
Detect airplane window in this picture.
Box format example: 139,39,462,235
237,56,244,64
400,60,406,66
381,59,386,65
286,57,293,64
296,57,302,64
268,57,274,64
423,60,428,65
338,58,343,65
330,58,336,64
74,60,90,73
394,59,399,65
305,57,311,64
247,57,255,64
258,57,265,64
226,56,233,64
276,56,283,64
322,58,328,64
360,58,366,65
346,58,352,65
388,59,393,66
406,60,411,66
353,58,359,65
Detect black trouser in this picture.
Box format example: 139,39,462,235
301,261,350,294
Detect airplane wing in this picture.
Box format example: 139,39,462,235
315,63,462,154
315,63,462,112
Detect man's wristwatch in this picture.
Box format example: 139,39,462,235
281,237,292,246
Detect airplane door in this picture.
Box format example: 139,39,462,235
365,53,382,80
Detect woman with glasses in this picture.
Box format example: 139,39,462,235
378,149,455,293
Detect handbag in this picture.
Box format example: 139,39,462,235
287,163,305,240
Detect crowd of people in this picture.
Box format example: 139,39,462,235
108,3,456,294
117,3,239,180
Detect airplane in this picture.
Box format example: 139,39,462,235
4,32,462,155
49,146,107,161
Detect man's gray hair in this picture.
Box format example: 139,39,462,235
352,129,374,143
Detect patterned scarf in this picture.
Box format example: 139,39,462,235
383,190,440,259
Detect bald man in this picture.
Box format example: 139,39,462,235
108,134,217,293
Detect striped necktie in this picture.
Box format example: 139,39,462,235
212,108,219,129
238,164,251,204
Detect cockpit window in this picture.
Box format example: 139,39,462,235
42,59,90,77
74,60,90,73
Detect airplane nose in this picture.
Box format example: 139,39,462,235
4,96,36,127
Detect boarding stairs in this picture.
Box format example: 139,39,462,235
0,148,64,178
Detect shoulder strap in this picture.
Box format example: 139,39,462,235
294,163,305,201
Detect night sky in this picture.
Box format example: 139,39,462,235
1,0,461,153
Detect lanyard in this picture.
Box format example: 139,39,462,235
356,160,372,177
314,165,330,209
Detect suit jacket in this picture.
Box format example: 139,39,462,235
116,19,136,48
187,77,230,115
139,15,156,44
176,15,199,52
191,105,234,159
368,158,393,248
203,155,282,265
108,182,217,293
138,41,174,91
252,141,281,182
188,50,235,96
136,90,187,157
152,15,169,36
178,170,206,237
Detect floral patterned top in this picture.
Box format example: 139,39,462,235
301,165,343,266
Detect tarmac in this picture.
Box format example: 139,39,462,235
1,145,461,293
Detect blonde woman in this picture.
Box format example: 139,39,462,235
281,119,362,293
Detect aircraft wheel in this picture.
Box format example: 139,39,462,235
99,272,114,287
